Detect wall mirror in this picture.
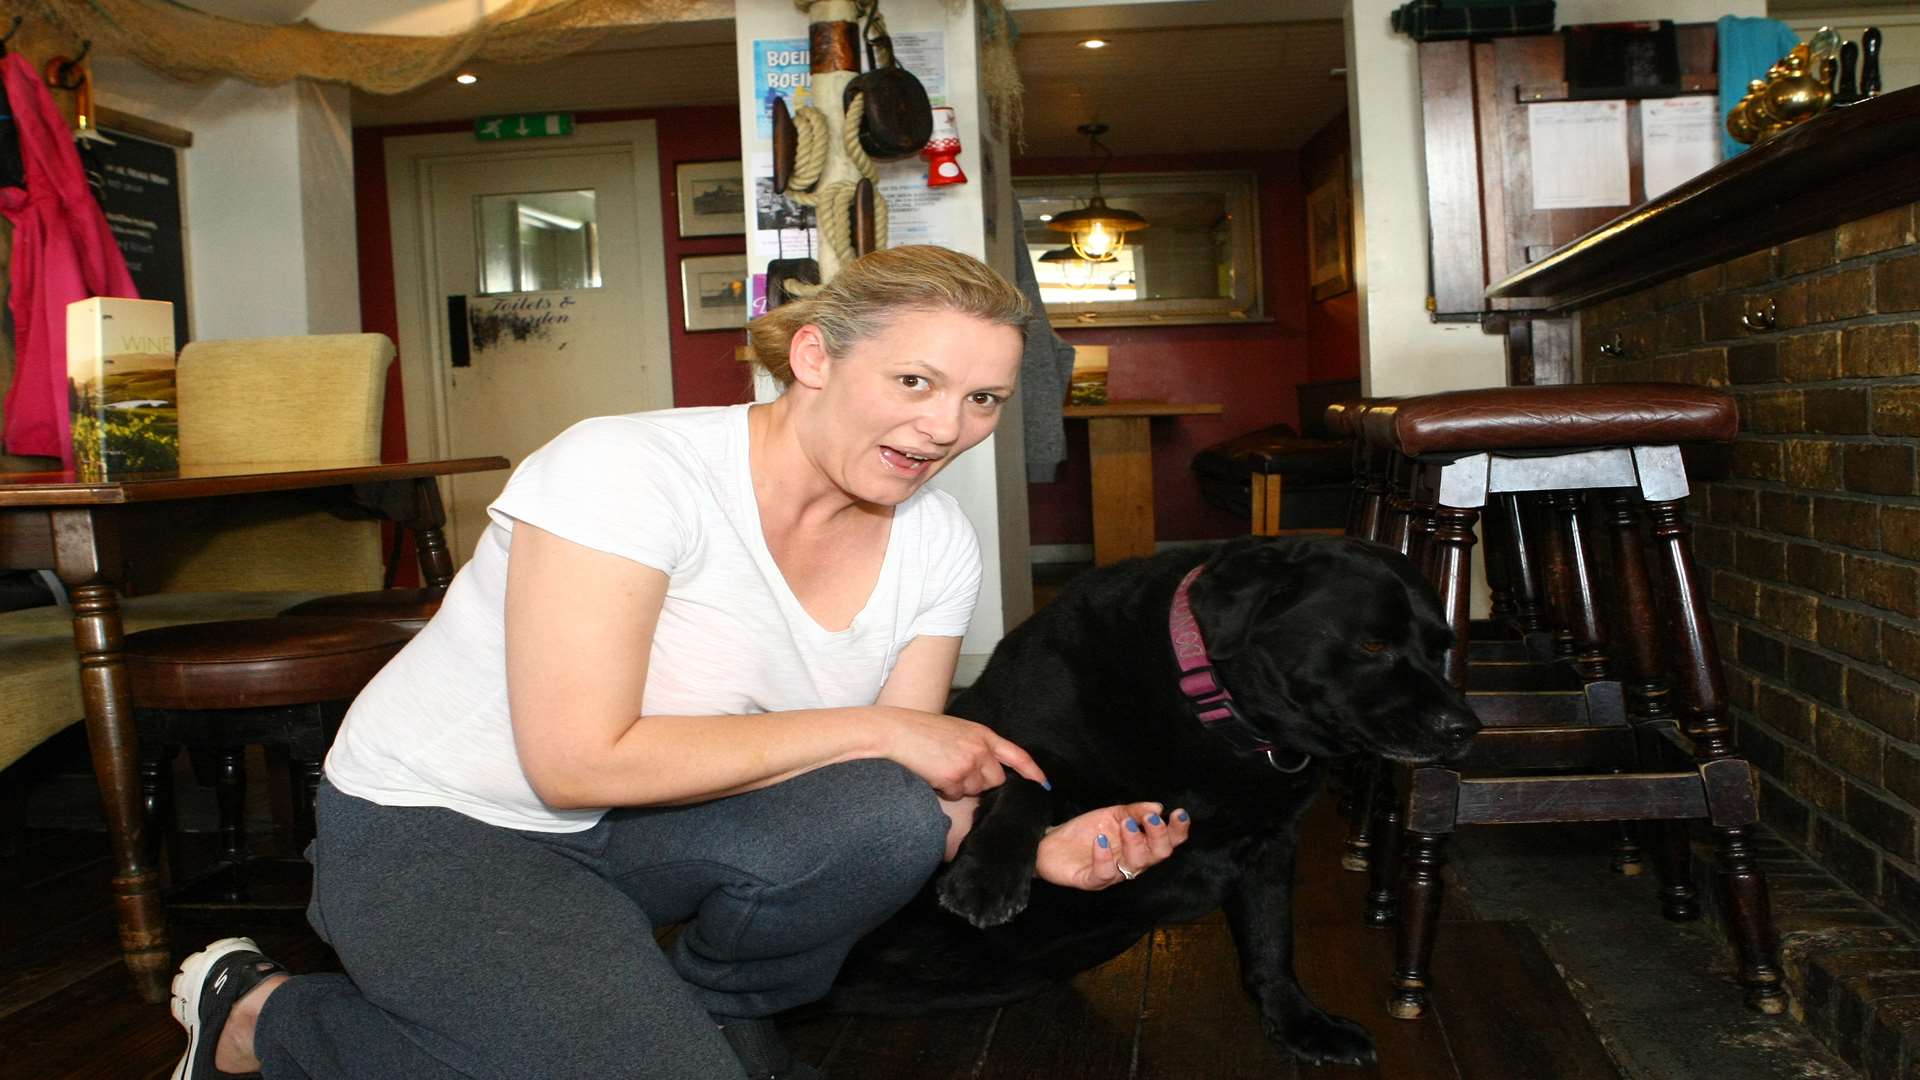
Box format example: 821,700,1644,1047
1014,171,1262,326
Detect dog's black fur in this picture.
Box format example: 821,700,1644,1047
827,535,1479,1066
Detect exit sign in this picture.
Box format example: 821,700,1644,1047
474,113,575,141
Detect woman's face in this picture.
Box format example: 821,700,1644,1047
808,308,1023,506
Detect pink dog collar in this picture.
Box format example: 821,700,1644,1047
1170,563,1309,772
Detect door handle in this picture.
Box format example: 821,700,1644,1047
447,295,471,368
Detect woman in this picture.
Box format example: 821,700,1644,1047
171,245,1191,1080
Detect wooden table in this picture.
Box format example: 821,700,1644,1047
0,456,508,1002
1063,401,1224,566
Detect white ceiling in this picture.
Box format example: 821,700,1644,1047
344,0,1345,157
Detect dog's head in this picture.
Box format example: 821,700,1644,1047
1186,535,1478,764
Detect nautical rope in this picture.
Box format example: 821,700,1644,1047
781,89,889,294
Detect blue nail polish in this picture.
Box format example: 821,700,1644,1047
1125,818,1141,833
1176,810,1190,823
1097,834,1110,849
1041,780,1052,791
1147,814,1163,827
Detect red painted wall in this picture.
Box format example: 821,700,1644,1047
353,105,749,471
1019,151,1354,546
354,106,746,582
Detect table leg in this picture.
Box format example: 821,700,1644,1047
408,478,455,588
51,508,169,1003
1084,416,1156,566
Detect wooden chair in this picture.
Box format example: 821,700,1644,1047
1355,384,1782,1019
125,334,425,907
0,337,405,836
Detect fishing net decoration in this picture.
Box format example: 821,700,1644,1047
18,0,1024,142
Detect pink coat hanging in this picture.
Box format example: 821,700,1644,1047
0,51,137,465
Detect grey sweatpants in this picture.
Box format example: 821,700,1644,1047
253,759,948,1079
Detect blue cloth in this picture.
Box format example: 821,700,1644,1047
1718,16,1803,159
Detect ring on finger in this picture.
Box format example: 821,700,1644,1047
1116,863,1138,881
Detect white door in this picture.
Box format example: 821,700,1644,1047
403,122,673,563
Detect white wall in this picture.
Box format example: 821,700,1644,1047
732,0,1019,679
91,58,359,342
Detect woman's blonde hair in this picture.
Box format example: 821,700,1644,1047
744,245,1030,387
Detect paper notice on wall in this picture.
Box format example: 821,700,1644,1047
876,157,966,249
1528,100,1631,210
887,30,946,105
751,39,813,140
1639,96,1722,200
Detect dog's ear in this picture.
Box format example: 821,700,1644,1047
1187,539,1311,661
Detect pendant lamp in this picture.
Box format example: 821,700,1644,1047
1046,123,1148,263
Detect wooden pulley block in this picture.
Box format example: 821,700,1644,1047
771,97,798,194
844,32,932,161
853,178,877,257
767,257,820,310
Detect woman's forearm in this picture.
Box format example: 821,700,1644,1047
519,706,893,809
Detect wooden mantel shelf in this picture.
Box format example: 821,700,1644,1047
1486,85,1920,312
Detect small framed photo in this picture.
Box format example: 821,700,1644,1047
675,160,746,238
680,254,749,332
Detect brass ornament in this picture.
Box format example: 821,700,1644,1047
1727,28,1840,146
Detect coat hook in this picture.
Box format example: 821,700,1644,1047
48,41,92,90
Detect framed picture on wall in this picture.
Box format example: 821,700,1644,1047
1306,154,1353,301
680,254,749,332
675,160,747,237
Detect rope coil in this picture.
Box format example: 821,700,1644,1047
781,90,889,298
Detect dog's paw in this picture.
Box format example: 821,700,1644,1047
1271,1009,1377,1067
935,855,1033,928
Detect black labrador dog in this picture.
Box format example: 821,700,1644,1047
827,535,1479,1066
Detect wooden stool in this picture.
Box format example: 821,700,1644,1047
1357,383,1782,1019
129,616,411,908
281,587,444,633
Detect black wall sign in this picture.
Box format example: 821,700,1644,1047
95,130,189,346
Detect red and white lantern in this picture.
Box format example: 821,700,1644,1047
921,106,966,187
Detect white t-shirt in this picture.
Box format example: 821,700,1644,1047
324,404,982,832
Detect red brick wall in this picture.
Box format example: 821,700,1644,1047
1581,202,1920,928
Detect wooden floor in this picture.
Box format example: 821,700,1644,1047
0,786,1621,1080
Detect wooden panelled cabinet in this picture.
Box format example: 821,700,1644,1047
1419,26,1718,383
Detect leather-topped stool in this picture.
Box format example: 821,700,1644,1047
130,616,411,907
281,587,444,633
1356,383,1782,1019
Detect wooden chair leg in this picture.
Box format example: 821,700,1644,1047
1653,817,1701,922
1345,442,1373,538
1554,493,1613,681
1645,495,1784,1013
1359,446,1391,543
1343,756,1383,872
1390,806,1453,1020
137,739,177,887
1383,456,1418,556
1386,479,1476,1019
1538,493,1582,661
1483,492,1517,622
1602,492,1696,895
1609,796,1644,875
1501,493,1549,636
1365,770,1405,927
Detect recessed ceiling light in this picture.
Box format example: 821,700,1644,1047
455,72,479,85
1079,38,1108,50
1039,213,1053,221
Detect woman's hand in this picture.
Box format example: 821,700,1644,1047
876,707,1049,801
1036,802,1191,891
